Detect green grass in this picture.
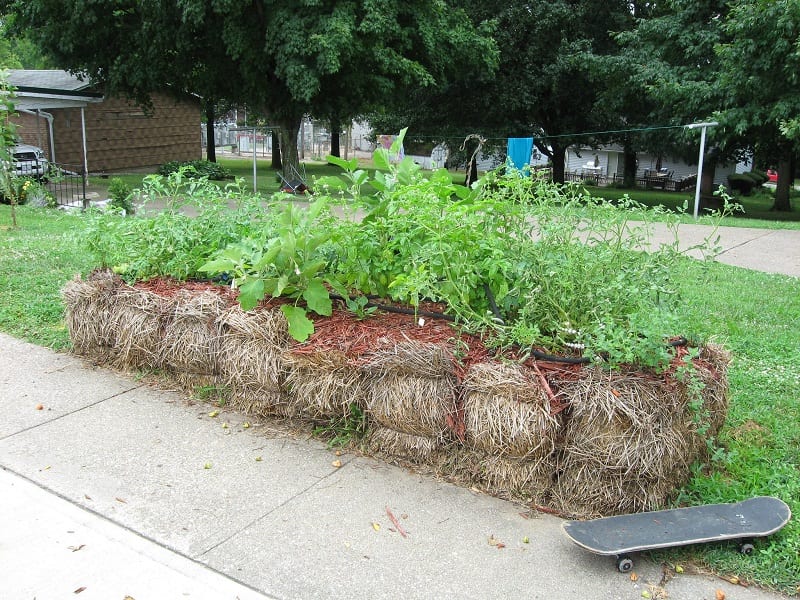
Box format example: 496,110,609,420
0,203,798,592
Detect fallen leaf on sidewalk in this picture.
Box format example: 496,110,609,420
331,460,342,468
715,590,726,600
123,596,136,600
115,497,127,504
68,544,86,552
73,587,86,594
372,522,381,531
35,404,44,410
208,410,219,417
488,535,505,549
84,494,92,501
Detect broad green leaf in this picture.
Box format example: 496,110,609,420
325,155,358,172
303,278,332,316
273,273,290,297
254,243,281,270
373,148,390,171
198,258,235,274
315,175,347,190
300,259,327,278
281,305,315,342
238,278,265,311
325,276,349,297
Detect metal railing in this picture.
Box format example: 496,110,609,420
43,163,87,208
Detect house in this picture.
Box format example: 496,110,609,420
564,144,737,186
8,70,201,174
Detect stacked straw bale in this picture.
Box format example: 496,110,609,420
159,289,227,390
283,348,364,418
551,353,729,517
216,305,293,417
61,274,732,516
107,286,168,370
461,362,559,498
62,269,120,362
362,342,456,462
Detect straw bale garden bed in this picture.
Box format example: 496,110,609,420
65,141,732,517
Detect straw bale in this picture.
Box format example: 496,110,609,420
227,387,297,418
216,304,289,346
109,287,167,370
217,335,286,392
361,341,455,378
363,373,456,438
367,426,441,462
463,362,559,457
476,453,553,500
550,461,682,517
169,371,224,395
158,290,226,374
283,351,363,418
62,272,120,357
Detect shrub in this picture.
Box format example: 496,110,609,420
157,160,233,180
727,173,756,196
107,177,135,215
749,169,769,184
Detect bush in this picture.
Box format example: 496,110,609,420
727,173,756,196
107,177,135,214
157,160,233,181
749,169,769,184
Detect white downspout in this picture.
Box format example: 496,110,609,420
19,109,56,163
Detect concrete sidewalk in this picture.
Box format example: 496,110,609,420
0,331,791,600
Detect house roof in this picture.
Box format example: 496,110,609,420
7,69,104,110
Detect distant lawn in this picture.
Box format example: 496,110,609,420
91,158,800,228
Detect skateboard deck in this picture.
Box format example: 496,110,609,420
562,496,791,572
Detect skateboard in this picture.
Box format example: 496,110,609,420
562,496,791,572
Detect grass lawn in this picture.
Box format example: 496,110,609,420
93,158,800,229
0,203,798,593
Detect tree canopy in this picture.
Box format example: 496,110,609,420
3,0,496,174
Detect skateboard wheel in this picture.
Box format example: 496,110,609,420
616,557,634,573
739,542,755,556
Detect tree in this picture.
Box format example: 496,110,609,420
370,0,634,183
613,0,734,199
0,73,19,227
4,0,495,176
716,0,800,211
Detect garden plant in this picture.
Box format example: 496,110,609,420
1,136,798,592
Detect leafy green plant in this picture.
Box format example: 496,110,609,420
157,159,233,180
312,403,368,448
107,177,135,214
199,197,341,341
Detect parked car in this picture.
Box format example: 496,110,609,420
12,144,49,180
767,169,778,183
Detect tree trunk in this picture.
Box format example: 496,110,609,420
205,103,216,163
772,156,793,211
277,117,301,176
550,144,567,184
329,117,341,159
271,130,282,171
623,142,637,188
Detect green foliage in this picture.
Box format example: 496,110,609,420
157,160,233,181
313,403,368,448
83,168,262,282
727,174,756,196
107,177,135,214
